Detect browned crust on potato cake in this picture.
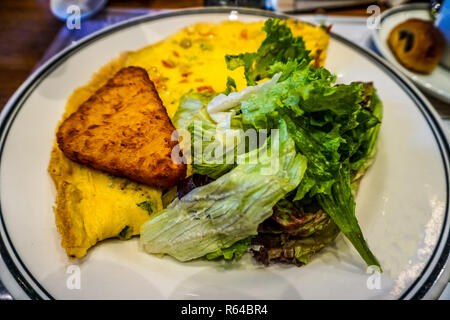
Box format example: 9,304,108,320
57,66,186,188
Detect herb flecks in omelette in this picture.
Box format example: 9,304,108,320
137,201,154,215
119,226,132,240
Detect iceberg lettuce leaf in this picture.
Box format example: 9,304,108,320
187,120,240,179
140,122,307,261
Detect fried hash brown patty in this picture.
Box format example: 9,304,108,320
57,66,186,188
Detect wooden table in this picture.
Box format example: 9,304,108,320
0,0,391,110
0,0,201,109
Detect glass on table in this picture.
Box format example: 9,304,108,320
204,0,276,10
50,0,108,20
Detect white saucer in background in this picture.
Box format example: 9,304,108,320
372,3,450,104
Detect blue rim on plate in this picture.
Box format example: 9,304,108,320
0,7,448,300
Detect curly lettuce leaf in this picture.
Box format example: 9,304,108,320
349,92,383,172
225,44,382,267
223,76,237,95
206,73,281,128
225,19,312,86
317,163,381,268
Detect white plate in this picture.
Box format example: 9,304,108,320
371,3,450,104
0,8,449,300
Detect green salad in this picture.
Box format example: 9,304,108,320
140,19,383,269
